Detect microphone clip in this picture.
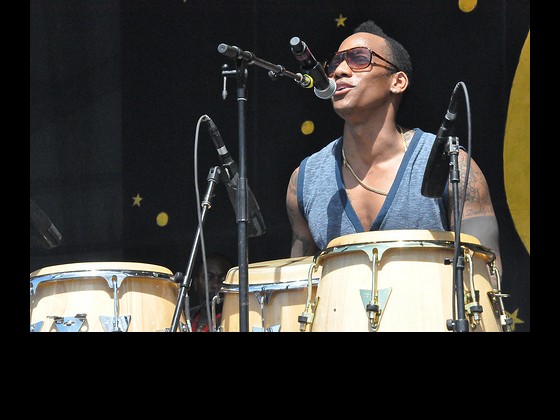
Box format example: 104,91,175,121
296,73,313,88
221,63,239,100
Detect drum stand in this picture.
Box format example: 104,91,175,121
168,166,222,332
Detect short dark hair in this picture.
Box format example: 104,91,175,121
354,20,413,85
194,252,234,279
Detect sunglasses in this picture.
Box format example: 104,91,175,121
324,46,400,77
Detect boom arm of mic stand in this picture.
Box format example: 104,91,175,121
169,166,222,332
218,43,311,88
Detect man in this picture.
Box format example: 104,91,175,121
189,252,234,332
286,20,502,276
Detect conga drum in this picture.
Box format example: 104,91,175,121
220,256,320,332
300,230,509,332
30,262,184,332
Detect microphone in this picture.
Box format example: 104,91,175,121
30,198,62,249
203,116,266,238
205,115,238,181
421,83,461,198
217,43,254,62
290,37,336,100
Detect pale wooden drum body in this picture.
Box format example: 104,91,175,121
220,256,320,332
309,230,501,332
30,262,182,332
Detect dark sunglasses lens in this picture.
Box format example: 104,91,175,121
327,54,343,75
348,48,372,69
327,48,372,75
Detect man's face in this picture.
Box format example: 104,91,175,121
330,32,394,121
196,261,228,300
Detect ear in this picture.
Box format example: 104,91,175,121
390,71,409,94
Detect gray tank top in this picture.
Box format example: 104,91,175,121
297,129,449,250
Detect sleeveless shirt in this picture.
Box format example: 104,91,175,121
297,129,449,250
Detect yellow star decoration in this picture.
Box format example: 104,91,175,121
132,193,143,207
505,308,525,331
335,14,347,27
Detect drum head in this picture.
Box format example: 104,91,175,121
325,230,483,248
223,256,316,286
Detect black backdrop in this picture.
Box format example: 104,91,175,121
30,0,531,331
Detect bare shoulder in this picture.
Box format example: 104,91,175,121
288,167,299,192
286,167,299,205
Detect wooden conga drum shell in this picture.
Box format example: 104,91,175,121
220,256,320,332
30,262,182,332
311,230,501,332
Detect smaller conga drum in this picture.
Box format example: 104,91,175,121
302,230,508,332
220,256,320,332
30,262,183,332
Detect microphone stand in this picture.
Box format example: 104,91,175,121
234,58,250,332
444,136,470,332
169,166,222,332
219,43,309,332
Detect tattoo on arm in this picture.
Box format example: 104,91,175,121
449,153,494,220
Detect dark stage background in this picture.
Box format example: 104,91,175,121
30,0,531,331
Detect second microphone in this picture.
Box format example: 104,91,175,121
290,37,336,100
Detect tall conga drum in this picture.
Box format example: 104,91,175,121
299,230,510,332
